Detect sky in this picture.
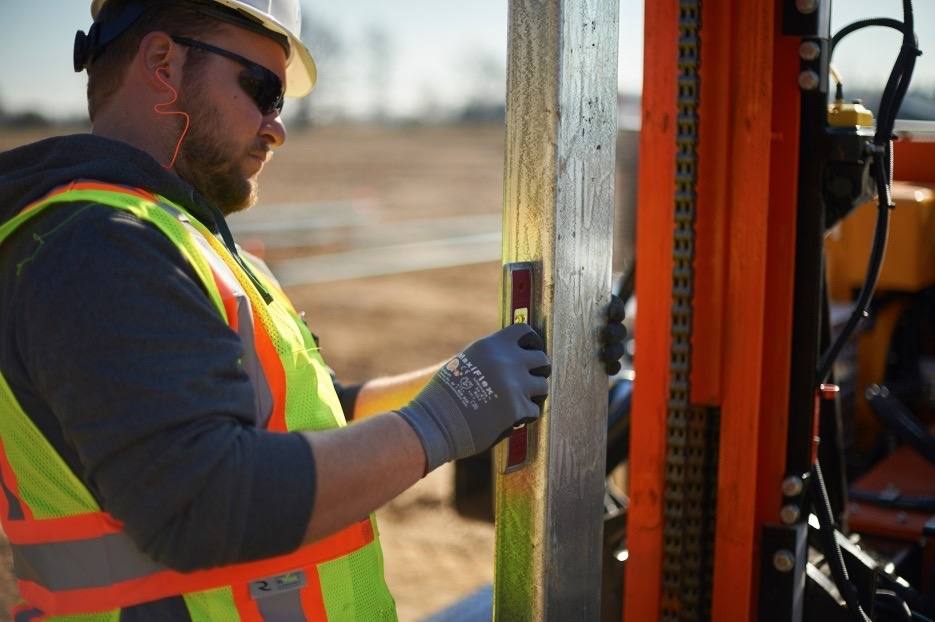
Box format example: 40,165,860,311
0,0,932,121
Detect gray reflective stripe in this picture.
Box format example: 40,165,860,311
237,295,274,427
255,588,308,622
12,532,167,591
1,478,24,520
13,607,43,622
14,534,319,613
250,570,310,621
178,218,275,427
153,200,184,220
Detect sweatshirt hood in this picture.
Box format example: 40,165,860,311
0,134,220,231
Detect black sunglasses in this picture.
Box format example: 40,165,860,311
171,36,284,116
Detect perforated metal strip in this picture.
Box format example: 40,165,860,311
661,1,719,620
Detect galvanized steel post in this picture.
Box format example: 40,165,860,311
493,0,619,619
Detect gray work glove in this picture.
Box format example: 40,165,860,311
397,323,551,473
600,294,628,375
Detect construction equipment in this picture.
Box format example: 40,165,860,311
449,0,934,620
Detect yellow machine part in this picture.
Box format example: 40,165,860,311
827,100,875,128
826,182,935,301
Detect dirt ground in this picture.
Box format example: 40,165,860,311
0,125,507,620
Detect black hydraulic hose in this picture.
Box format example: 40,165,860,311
875,590,914,621
875,2,918,156
831,19,914,56
812,460,872,621
815,0,919,385
874,589,934,622
816,157,892,384
809,7,920,621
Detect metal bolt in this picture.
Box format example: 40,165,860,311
782,475,804,497
796,0,818,14
798,70,820,91
773,550,796,573
780,504,801,525
799,41,821,61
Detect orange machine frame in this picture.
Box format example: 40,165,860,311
626,0,803,619
626,0,935,619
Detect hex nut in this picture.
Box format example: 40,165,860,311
780,504,801,525
799,70,820,91
773,550,796,573
796,0,818,14
799,41,821,61
782,475,804,497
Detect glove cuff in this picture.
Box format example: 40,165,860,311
396,382,473,473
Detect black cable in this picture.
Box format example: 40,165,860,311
874,589,935,622
815,0,920,385
816,156,892,384
808,6,920,621
831,18,914,56
812,460,872,621
876,590,914,621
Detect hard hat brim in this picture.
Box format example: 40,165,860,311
208,0,317,97
283,35,317,98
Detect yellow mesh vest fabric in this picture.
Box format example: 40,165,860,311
0,373,99,519
174,210,347,432
0,186,395,620
319,517,395,621
182,587,242,622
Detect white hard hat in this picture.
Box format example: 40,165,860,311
88,0,317,96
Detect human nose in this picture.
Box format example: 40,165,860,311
261,114,287,148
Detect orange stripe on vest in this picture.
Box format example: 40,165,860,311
18,182,158,216
16,520,374,616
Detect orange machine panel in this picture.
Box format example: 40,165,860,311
894,140,935,185
825,182,935,299
849,444,935,542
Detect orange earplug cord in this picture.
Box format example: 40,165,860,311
153,68,191,170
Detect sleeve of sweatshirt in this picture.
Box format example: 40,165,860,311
13,205,317,571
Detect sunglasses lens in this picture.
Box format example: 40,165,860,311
239,70,284,116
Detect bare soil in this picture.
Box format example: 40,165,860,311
0,125,506,620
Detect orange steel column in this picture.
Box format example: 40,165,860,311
623,0,678,618
704,1,801,620
626,0,802,619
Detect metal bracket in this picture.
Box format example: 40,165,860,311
783,0,831,37
759,523,808,622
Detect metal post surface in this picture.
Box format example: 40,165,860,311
493,0,619,619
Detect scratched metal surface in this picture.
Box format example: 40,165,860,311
493,0,619,619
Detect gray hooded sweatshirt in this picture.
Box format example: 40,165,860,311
0,134,322,620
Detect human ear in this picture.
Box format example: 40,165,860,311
137,31,185,92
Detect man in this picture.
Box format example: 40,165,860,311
0,0,624,619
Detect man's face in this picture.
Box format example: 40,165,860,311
172,26,288,215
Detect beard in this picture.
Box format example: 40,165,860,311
170,77,260,216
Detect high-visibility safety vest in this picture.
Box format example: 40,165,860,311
0,181,397,621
